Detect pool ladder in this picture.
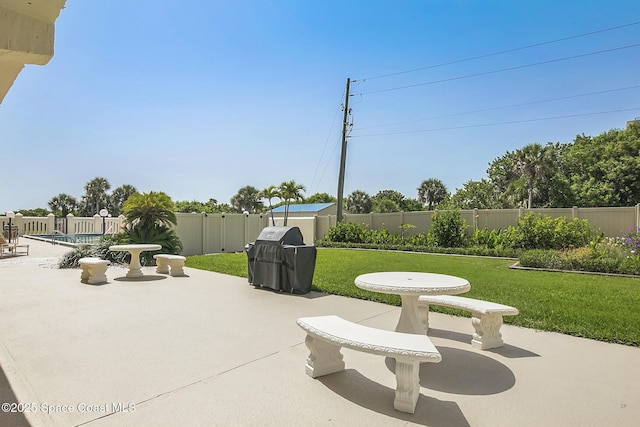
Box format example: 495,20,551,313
50,229,74,245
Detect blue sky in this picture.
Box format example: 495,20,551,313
2,0,640,214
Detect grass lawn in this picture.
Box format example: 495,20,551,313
186,248,640,346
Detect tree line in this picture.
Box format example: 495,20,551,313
7,124,639,218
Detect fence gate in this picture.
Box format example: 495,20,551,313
55,217,67,234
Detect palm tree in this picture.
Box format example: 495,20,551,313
417,178,448,210
122,191,177,229
230,186,263,213
109,184,138,216
82,177,111,216
259,185,280,226
48,193,78,217
513,143,555,208
345,190,372,213
278,180,306,226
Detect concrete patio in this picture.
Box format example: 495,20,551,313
1,238,639,426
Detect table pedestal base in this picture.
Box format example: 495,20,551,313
397,295,428,335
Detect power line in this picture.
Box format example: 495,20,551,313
354,43,640,96
350,107,640,138
355,84,640,131
356,20,640,82
309,92,345,194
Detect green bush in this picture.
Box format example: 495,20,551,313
506,213,598,250
325,222,370,243
518,245,636,275
518,249,560,269
125,225,182,265
471,228,510,249
58,235,130,268
430,210,467,248
620,256,640,275
58,246,97,269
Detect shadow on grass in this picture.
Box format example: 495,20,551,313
319,368,470,427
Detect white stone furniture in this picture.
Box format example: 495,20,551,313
108,244,162,278
418,295,519,350
0,235,29,257
355,272,471,335
78,257,110,285
296,315,442,414
153,254,187,277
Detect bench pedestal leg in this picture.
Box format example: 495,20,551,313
80,266,90,283
155,258,170,274
303,335,345,378
471,313,504,350
394,358,421,414
81,264,108,285
169,260,186,277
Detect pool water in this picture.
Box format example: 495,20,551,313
31,233,105,245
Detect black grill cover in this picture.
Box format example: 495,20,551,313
246,226,317,294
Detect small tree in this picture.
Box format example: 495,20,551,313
430,210,467,248
279,180,306,226
259,185,280,226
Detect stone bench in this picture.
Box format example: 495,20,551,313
153,254,187,277
78,257,110,285
296,315,441,414
418,295,519,350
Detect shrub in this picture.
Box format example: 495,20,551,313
506,213,598,250
325,222,370,243
58,246,96,269
430,210,467,248
58,234,130,268
126,225,183,265
621,226,640,254
518,249,561,269
471,228,509,249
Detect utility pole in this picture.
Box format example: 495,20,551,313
336,77,351,222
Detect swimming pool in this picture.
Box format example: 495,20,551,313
28,233,105,246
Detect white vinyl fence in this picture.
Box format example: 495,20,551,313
3,205,640,256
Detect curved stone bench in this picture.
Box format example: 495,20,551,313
296,315,441,414
153,254,187,277
78,257,110,285
418,295,519,350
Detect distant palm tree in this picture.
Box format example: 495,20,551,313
259,185,280,226
346,190,372,213
230,186,263,213
48,193,78,217
82,177,111,216
514,143,555,208
109,184,138,216
279,180,306,226
418,178,448,210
